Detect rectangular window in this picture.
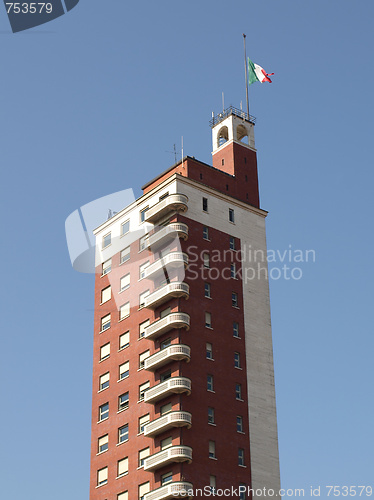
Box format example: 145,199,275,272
239,484,246,500
139,447,150,467
102,233,111,249
159,192,169,201
101,314,111,332
118,457,128,477
203,226,209,240
230,236,236,250
99,372,110,391
234,352,241,368
139,290,149,308
203,197,208,212
118,392,129,411
208,407,215,424
236,383,242,400
233,322,239,338
205,312,212,328
140,207,148,223
139,482,150,500
121,220,130,236
139,414,150,434
206,342,213,360
204,282,211,298
119,302,130,320
160,307,171,319
119,331,130,349
120,246,130,264
102,258,111,275
120,274,130,292
139,235,147,251
160,338,171,350
161,436,172,450
209,440,216,459
101,286,111,303
139,261,150,279
98,434,108,453
238,448,245,466
139,350,150,369
119,361,129,380
139,319,150,338
207,374,214,392
99,402,109,422
139,381,150,401
118,493,129,500
160,369,171,382
161,471,173,485
237,416,244,433
118,424,129,443
97,466,108,486
203,252,210,268
100,343,110,361
232,292,238,307
229,208,235,223
231,263,236,279
160,402,172,416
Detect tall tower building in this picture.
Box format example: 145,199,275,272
89,107,280,500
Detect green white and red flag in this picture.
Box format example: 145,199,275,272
248,58,274,85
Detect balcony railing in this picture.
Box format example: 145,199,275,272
145,223,189,250
144,252,188,280
144,377,191,404
144,345,191,371
144,282,189,310
144,411,192,437
145,194,188,223
144,312,190,340
144,482,193,500
143,445,192,472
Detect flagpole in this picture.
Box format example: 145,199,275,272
243,33,250,118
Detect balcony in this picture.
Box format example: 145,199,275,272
145,194,188,224
144,411,192,437
143,445,192,472
144,377,191,404
145,222,188,250
144,345,191,371
144,312,190,340
144,282,189,310
144,252,188,280
144,482,193,500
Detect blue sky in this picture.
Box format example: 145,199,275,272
1,1,373,498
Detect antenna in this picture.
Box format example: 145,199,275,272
165,144,178,163
181,136,185,168
222,92,225,112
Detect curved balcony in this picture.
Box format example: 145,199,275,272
144,312,190,340
145,194,188,224
144,252,188,280
144,411,192,437
143,445,192,472
144,345,191,371
144,482,193,500
145,222,189,250
144,377,191,404
144,282,189,310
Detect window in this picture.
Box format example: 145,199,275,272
118,492,129,500
206,342,213,360
139,235,147,251
100,343,110,361
208,407,215,424
204,282,211,298
139,381,150,401
240,484,246,500
139,319,150,338
202,197,208,212
232,292,238,307
160,307,171,319
139,414,150,434
119,361,129,380
203,252,210,268
238,448,245,466
101,286,111,303
139,482,150,500
102,233,111,248
120,246,130,264
237,416,244,433
233,322,239,338
229,236,236,250
97,466,108,486
160,369,171,382
210,475,216,494
139,290,149,308
140,207,148,223
101,314,111,332
236,383,242,400
118,424,129,443
102,258,111,275
99,403,109,422
160,338,171,350
139,447,150,467
118,392,129,411
120,274,130,292
160,402,172,416
139,350,150,369
161,471,173,485
161,436,173,450
205,312,212,328
203,226,209,240
229,208,235,223
209,440,216,459
121,220,130,236
234,352,241,369
231,263,236,279
207,374,214,392
119,331,130,349
119,302,130,320
139,261,149,279
118,456,129,476
98,434,108,453
99,372,110,391
159,192,169,201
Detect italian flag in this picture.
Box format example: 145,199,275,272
248,58,274,84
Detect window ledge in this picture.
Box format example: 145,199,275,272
237,431,245,435
101,271,111,278
236,398,245,402
205,296,212,300
118,345,129,352
118,287,130,294
119,315,130,323
117,407,129,414
207,358,215,361
98,387,109,393
95,482,108,489
99,328,110,334
117,377,129,383
207,390,215,393
99,357,110,363
96,449,108,456
120,259,130,266
97,417,109,424
205,326,213,330
232,306,240,310
238,464,247,468
208,423,216,427
116,472,129,479
209,457,218,460
100,300,111,305
235,367,243,370
116,440,128,447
